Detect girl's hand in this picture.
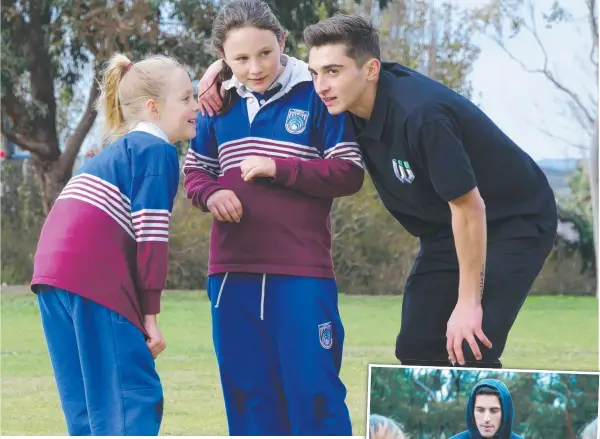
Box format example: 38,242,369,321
240,156,276,181
206,189,243,223
143,314,166,359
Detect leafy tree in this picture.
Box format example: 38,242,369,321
557,162,596,273
377,0,481,99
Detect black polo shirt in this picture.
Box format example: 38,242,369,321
350,62,556,240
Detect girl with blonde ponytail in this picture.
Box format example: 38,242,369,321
31,52,199,435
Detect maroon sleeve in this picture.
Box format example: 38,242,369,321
182,148,226,212
272,155,364,198
130,145,180,315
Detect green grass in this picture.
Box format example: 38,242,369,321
1,290,597,435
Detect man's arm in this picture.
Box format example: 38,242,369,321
410,112,492,365
447,187,492,365
450,187,487,305
197,59,225,117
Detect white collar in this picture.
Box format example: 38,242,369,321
130,121,170,143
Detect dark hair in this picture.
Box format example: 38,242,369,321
209,0,286,114
475,386,500,397
303,13,380,64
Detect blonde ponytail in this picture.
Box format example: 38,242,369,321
96,53,183,145
97,54,132,143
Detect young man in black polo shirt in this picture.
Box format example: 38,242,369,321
195,14,557,368
302,14,557,368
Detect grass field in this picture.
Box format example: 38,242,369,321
1,290,598,436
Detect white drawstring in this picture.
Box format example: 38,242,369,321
215,272,265,320
215,272,228,308
260,274,266,320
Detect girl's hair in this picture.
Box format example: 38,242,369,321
580,418,598,439
369,414,409,439
96,53,184,144
208,0,287,114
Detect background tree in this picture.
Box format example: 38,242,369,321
2,1,168,213
0,0,338,213
473,0,598,287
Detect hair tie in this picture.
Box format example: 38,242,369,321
126,62,134,72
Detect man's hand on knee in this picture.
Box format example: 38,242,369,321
446,300,493,366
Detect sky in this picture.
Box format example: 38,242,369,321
453,0,597,161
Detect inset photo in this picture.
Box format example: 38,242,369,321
367,365,599,439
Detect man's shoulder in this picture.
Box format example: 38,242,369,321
448,431,471,439
511,433,525,439
381,63,464,124
382,62,451,97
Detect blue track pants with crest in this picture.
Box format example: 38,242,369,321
207,272,352,436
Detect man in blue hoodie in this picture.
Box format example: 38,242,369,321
451,379,523,439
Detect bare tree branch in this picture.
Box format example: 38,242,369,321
0,125,48,155
59,76,101,177
589,0,598,39
489,1,595,126
588,0,599,68
527,0,550,73
539,127,589,151
412,372,437,401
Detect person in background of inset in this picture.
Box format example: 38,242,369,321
183,0,363,435
31,53,199,436
580,418,598,439
369,414,409,439
450,379,523,439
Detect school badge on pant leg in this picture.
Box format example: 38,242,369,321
285,109,309,134
318,321,333,349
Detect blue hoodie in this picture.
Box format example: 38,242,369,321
450,379,523,439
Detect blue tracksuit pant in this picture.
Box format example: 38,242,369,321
37,286,163,436
207,273,352,436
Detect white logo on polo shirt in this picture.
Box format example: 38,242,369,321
392,159,415,184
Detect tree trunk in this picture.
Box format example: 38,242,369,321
590,120,599,297
565,403,576,439
32,156,72,215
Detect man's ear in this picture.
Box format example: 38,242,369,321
365,58,381,81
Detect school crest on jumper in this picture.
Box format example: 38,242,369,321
392,159,415,184
318,321,333,349
285,109,309,134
